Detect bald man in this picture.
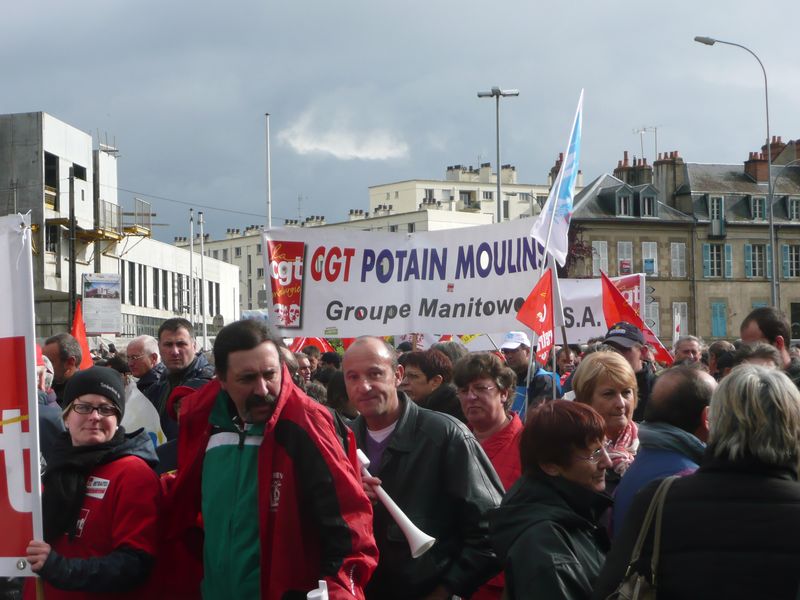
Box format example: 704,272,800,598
343,337,503,600
612,365,717,536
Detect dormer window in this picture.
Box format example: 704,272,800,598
789,198,800,221
750,196,765,220
709,196,724,220
618,195,632,216
641,196,656,217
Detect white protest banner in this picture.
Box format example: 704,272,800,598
82,273,122,335
263,219,646,342
0,214,42,577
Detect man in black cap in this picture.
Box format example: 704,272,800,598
603,321,655,421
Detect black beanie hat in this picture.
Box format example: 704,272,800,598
63,367,126,420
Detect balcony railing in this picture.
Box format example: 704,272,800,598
95,198,123,236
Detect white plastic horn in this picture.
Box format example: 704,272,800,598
357,449,436,559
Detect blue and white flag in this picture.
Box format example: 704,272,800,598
530,90,583,267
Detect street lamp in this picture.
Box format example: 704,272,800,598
694,35,778,307
477,86,519,223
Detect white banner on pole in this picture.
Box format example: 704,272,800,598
0,213,42,577
263,219,646,342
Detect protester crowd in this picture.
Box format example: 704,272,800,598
7,304,800,599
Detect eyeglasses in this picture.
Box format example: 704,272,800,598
126,353,144,363
456,384,497,397
72,403,119,417
575,441,612,464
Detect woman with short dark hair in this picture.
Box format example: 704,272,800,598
490,400,612,600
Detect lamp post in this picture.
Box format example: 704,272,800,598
477,86,519,223
694,36,778,307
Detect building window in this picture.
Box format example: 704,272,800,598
394,191,399,199
745,243,771,278
641,241,658,276
617,241,633,275
670,242,686,278
482,191,493,201
153,267,160,309
385,192,390,200
711,301,728,337
256,243,262,255
222,248,229,262
45,225,59,253
592,241,608,277
617,195,632,216
672,302,688,338
389,225,398,232
751,196,766,220
644,301,660,336
709,196,724,220
703,243,732,278
424,189,434,201
234,247,242,258
407,223,415,233
128,261,136,305
257,267,265,279
162,270,169,310
641,196,656,217
213,249,219,259
247,255,252,275
789,198,800,221
784,244,800,278
120,260,126,305
72,164,87,181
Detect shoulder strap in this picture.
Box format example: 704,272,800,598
649,475,677,585
625,476,678,571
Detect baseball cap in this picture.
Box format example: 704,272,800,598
603,322,644,349
501,331,531,351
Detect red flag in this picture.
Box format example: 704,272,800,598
600,272,673,365
70,299,94,370
288,336,335,353
516,268,555,364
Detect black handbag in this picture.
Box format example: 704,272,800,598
606,476,677,600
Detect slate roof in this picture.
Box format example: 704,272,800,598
572,173,693,223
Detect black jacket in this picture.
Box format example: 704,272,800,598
417,382,466,423
135,361,166,395
490,474,611,600
352,395,504,599
145,354,214,440
593,455,800,600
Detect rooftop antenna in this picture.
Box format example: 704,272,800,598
632,126,660,162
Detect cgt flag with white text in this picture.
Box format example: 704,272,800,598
264,219,647,341
0,214,42,577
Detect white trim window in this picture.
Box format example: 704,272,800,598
618,241,633,275
642,242,658,276
592,241,608,276
670,242,686,278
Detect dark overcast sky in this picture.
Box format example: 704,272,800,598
2,1,798,241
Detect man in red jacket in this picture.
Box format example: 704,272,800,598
163,319,378,599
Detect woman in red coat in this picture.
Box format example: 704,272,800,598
453,352,524,600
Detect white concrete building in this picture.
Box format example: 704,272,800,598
0,111,239,339
368,162,579,222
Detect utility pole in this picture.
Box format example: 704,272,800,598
199,211,208,348
189,209,194,326
68,168,77,326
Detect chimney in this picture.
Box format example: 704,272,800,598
548,153,564,187
762,135,787,162
744,150,769,183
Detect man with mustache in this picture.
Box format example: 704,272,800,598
163,320,378,600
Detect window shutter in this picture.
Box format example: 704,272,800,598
766,244,773,279
724,244,733,278
703,244,710,278
712,302,728,337
744,244,753,278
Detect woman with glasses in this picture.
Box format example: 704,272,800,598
572,351,639,493
489,400,612,600
452,352,523,600
453,352,523,490
25,367,161,599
